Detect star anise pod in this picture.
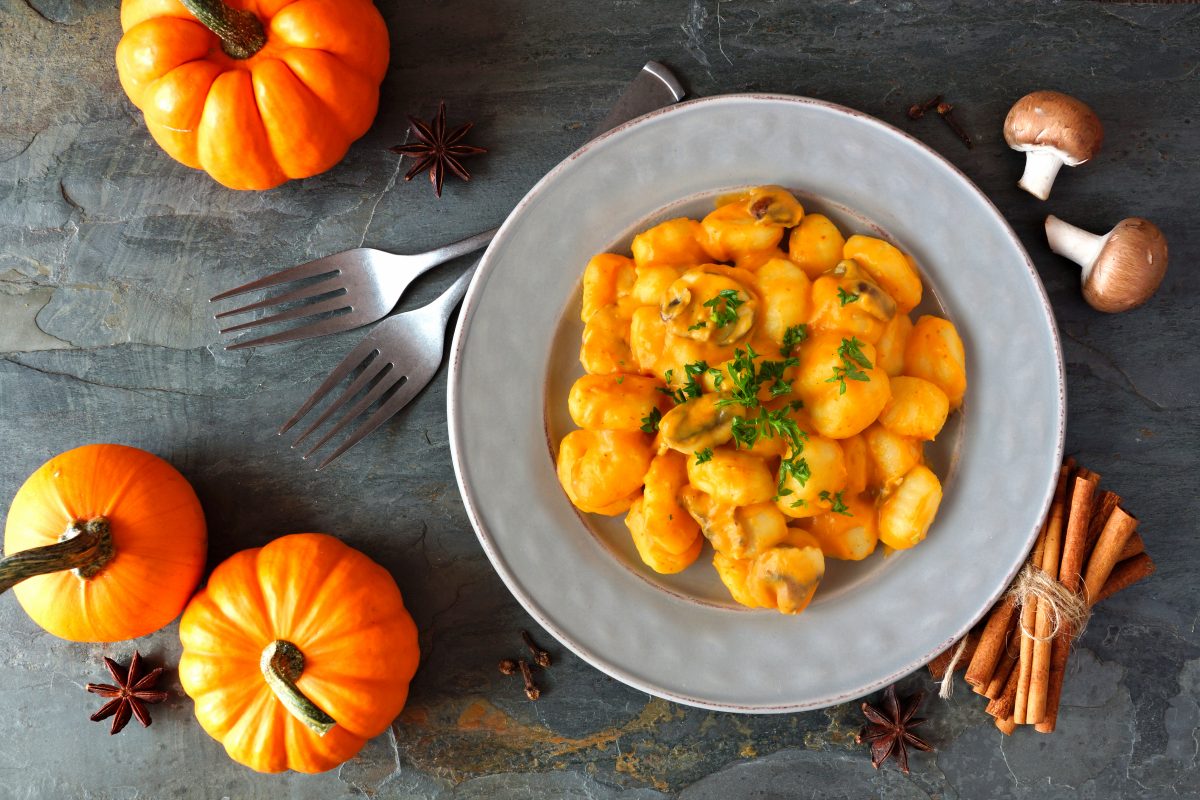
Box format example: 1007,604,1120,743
856,684,933,774
86,651,168,735
390,101,487,197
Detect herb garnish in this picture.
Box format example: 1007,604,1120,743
695,448,714,465
826,337,873,395
820,490,853,516
837,286,861,306
703,289,744,328
659,361,709,405
688,321,708,331
782,324,808,357
717,346,799,409
640,407,662,434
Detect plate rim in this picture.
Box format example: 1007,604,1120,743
447,92,1066,712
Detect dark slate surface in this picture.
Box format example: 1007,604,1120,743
1,0,1197,797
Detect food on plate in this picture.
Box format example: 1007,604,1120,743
178,533,419,773
556,186,967,614
0,444,207,642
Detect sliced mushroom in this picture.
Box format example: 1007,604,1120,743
658,394,747,453
831,259,897,322
1003,91,1103,200
1044,215,1168,313
715,185,805,227
660,267,758,344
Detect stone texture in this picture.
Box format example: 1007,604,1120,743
0,0,1197,797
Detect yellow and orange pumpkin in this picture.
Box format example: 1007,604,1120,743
0,444,207,642
178,533,420,773
115,0,390,190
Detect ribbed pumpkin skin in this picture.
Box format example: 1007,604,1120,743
115,0,390,190
178,533,420,773
3,444,207,642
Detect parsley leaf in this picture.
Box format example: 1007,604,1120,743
702,289,745,328
694,448,714,465
777,454,812,499
639,407,662,434
819,490,853,516
687,321,708,331
659,362,708,405
826,337,873,395
782,324,808,357
730,416,760,450
837,286,861,306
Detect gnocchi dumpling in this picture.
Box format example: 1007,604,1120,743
627,497,703,574
795,331,891,439
802,493,879,561
878,464,943,550
904,315,967,410
788,213,845,279
556,429,653,515
680,488,790,560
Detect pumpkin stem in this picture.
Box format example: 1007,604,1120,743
260,640,336,736
0,518,115,595
177,0,267,60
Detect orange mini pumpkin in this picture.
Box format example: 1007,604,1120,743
0,444,207,642
115,0,390,190
178,533,419,773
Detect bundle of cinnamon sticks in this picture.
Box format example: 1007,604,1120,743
927,458,1155,733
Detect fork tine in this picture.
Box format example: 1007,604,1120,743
278,337,381,435
214,276,345,320
291,359,393,445
210,260,342,303
224,312,363,351
219,295,351,336
300,372,406,458
315,374,428,470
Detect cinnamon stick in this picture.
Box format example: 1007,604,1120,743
965,595,1018,689
1083,507,1139,603
928,631,980,680
986,662,1021,719
1015,466,1069,723
984,643,1019,700
995,714,1017,735
1094,554,1156,604
1035,471,1101,734
1084,490,1120,555
1117,532,1145,562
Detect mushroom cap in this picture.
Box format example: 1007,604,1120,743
1003,90,1104,165
1085,218,1168,313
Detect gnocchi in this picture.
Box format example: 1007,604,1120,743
555,186,966,615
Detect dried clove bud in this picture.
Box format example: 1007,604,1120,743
521,630,552,668
936,102,974,149
907,95,943,120
498,658,518,676
518,659,541,701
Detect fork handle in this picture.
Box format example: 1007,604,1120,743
433,263,480,326
404,227,497,274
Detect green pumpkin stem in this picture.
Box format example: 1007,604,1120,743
177,0,267,60
260,640,336,736
0,518,115,595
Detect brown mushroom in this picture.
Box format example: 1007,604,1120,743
1044,215,1168,313
658,394,747,453
1003,91,1103,200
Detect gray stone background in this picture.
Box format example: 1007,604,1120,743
0,0,1197,797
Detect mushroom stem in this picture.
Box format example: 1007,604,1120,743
1018,150,1065,201
1045,215,1106,281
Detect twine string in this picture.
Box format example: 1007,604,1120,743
1005,564,1091,643
937,636,970,699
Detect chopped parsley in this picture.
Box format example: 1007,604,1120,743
782,324,808,357
658,361,708,405
639,407,662,434
826,337,873,395
615,376,624,384
837,286,860,306
777,454,812,499
820,490,853,516
716,346,799,409
688,321,708,331
694,448,714,465
703,289,745,328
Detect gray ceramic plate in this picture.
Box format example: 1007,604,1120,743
448,94,1064,712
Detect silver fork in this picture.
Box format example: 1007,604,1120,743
210,228,495,350
280,264,476,469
